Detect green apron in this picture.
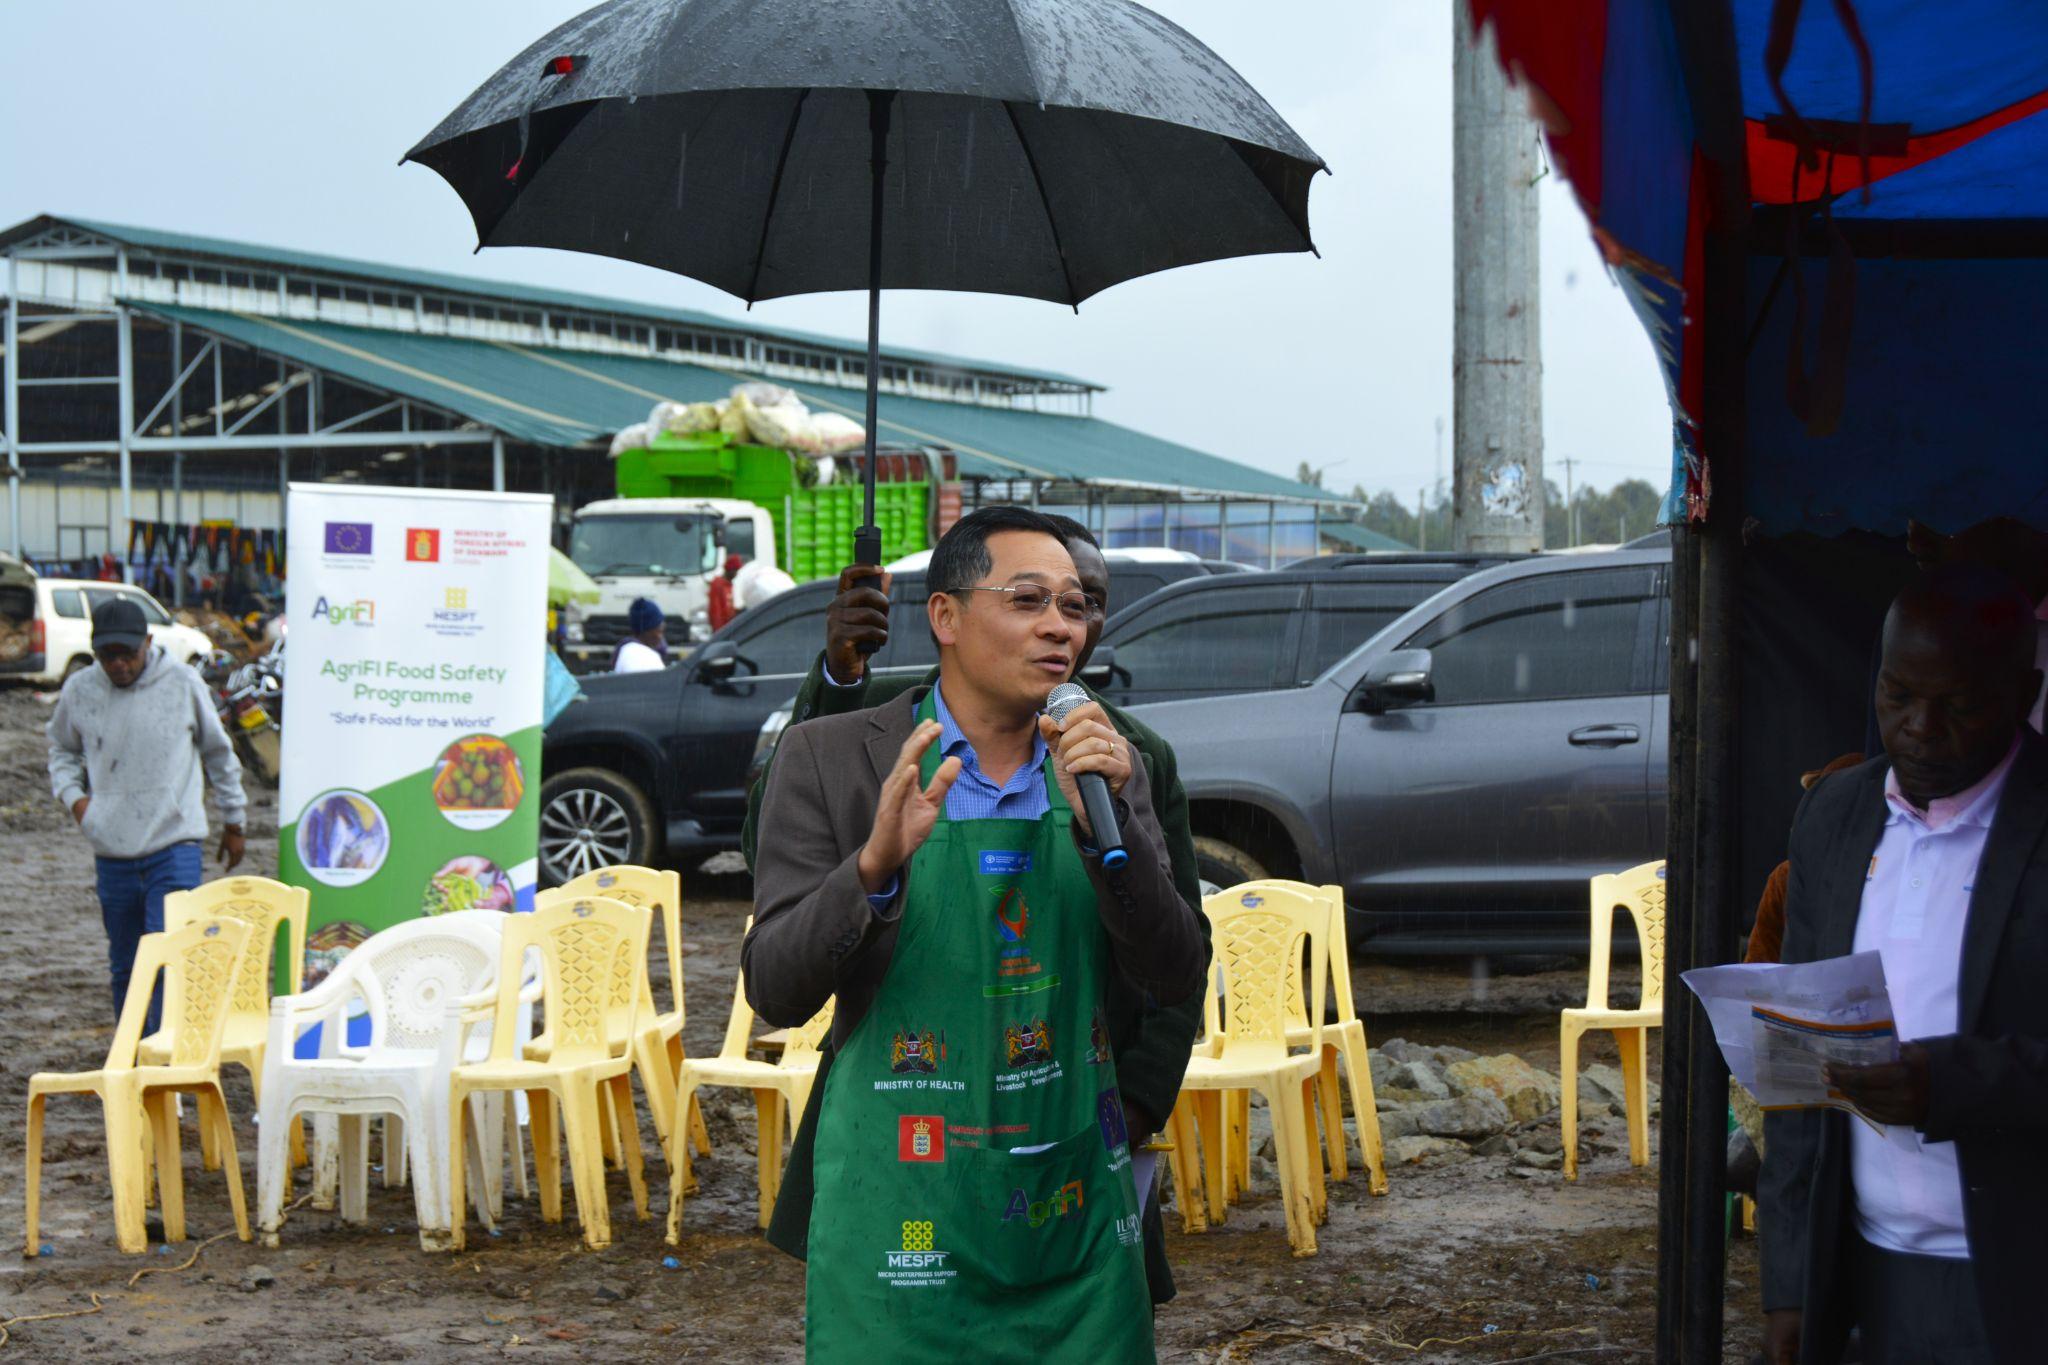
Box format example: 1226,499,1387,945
804,693,1153,1364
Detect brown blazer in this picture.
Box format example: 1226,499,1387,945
742,684,1207,1044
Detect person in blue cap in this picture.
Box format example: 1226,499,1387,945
613,597,669,673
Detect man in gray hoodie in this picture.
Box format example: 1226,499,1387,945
47,597,247,1030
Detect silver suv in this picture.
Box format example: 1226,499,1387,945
1125,547,1671,952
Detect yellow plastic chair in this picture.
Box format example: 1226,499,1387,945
1282,887,1388,1195
448,895,650,1251
558,866,712,1167
1176,882,1330,1257
666,933,832,1240
26,918,255,1255
138,876,309,1172
1561,860,1666,1180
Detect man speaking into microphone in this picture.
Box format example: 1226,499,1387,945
744,507,1205,1363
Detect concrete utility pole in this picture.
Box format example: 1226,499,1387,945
1452,2,1544,553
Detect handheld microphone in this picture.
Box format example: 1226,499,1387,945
1046,683,1128,869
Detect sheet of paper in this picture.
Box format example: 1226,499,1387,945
1680,952,1900,1124
1132,1150,1158,1211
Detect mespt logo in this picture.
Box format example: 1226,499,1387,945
309,596,376,627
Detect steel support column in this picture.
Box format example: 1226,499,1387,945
4,253,20,558
171,320,185,606
115,301,135,584
492,433,506,492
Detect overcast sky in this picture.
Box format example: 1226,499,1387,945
0,0,1674,504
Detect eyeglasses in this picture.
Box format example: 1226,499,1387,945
952,584,1097,623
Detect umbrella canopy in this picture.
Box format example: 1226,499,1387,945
549,545,602,607
403,0,1326,306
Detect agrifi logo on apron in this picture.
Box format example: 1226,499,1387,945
880,1219,955,1288
1002,1180,1084,1229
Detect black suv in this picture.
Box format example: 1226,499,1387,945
1088,553,1522,710
537,553,1236,883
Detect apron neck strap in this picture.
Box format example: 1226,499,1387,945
914,685,1072,817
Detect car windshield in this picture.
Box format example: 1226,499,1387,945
568,514,718,578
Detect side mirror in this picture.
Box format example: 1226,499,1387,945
1077,643,1129,689
693,638,757,683
1353,648,1434,714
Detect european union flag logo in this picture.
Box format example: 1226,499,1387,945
324,522,373,555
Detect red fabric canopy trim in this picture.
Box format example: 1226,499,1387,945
1747,86,2048,204
1467,0,1610,217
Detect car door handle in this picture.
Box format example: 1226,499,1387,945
1569,724,1640,748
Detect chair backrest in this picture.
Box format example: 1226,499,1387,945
1201,881,1329,1065
1585,860,1668,1012
317,910,507,1053
778,997,836,1067
114,917,254,1071
717,916,759,1061
487,896,648,1067
561,865,684,1022
164,875,309,1028
1275,883,1353,1030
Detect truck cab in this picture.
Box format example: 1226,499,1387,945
559,497,775,672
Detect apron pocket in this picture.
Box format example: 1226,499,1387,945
949,1124,1139,1295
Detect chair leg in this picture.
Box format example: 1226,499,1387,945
753,1089,784,1230
406,1103,452,1252
199,1085,251,1244
1300,1074,1329,1225
148,1090,188,1245
447,1085,472,1253
1317,1045,1347,1182
1617,1026,1651,1168
384,1115,408,1188
1164,1096,1206,1234
256,1095,293,1247
666,1077,703,1246
1265,1081,1314,1257
337,1114,370,1225
196,1088,221,1173
597,1082,623,1172
506,1094,530,1201
557,1082,613,1250
104,1083,151,1256
529,1089,563,1224
289,1115,308,1171
25,1091,47,1256
1194,1091,1228,1226
1228,1090,1252,1203
637,1035,678,1158
611,1076,649,1220
310,1113,339,1211
1560,1018,1584,1181
688,1093,712,1158
1338,1024,1388,1196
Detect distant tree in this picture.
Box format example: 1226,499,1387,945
1295,461,1327,490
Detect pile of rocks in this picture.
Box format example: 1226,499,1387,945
1239,1037,1660,1187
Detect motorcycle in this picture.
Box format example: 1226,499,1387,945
206,641,284,786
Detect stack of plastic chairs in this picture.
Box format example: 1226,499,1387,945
137,876,309,1174
1561,860,1666,1180
449,894,650,1250
667,928,833,1239
1173,881,1332,1257
556,866,713,1178
25,918,254,1255
254,910,515,1250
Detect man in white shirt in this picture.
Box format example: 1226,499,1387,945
1759,564,2048,1365
612,597,669,674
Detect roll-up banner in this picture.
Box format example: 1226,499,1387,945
280,484,551,1001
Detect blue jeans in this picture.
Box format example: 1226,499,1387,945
94,841,204,1035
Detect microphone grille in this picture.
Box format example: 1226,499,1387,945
1045,682,1088,724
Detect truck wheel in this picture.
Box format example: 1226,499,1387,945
1193,836,1268,893
539,767,656,886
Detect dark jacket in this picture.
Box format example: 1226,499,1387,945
1757,730,2048,1365
742,655,1211,1302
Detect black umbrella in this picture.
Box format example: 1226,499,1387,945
405,0,1326,566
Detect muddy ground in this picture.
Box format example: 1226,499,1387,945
0,687,1763,1362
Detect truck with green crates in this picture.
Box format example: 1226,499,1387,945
559,430,944,672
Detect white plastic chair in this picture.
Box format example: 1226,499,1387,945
255,911,517,1250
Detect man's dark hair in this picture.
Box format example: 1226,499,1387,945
927,506,1071,596
1041,513,1100,552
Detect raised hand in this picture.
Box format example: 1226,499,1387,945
857,719,960,893
1038,700,1131,839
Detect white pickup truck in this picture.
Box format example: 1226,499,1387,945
557,498,792,673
